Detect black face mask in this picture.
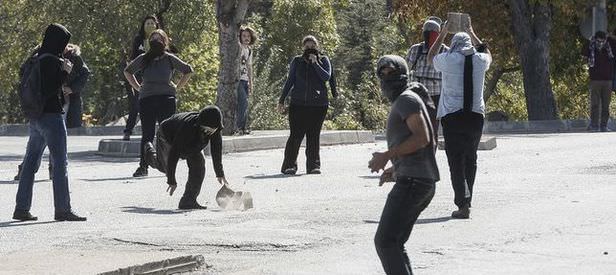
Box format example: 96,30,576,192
149,39,165,56
303,48,319,60
379,73,409,103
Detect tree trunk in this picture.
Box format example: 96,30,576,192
156,0,172,30
215,0,250,135
508,0,559,120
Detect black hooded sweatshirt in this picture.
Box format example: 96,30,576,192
159,107,225,185
39,23,71,114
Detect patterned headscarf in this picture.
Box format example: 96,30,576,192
449,32,476,56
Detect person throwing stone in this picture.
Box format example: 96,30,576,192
370,55,439,275
143,106,228,210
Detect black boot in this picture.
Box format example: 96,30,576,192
132,166,148,177
178,198,207,210
13,210,38,221
55,211,87,221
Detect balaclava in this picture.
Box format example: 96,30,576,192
148,36,165,57
422,19,441,50
376,55,409,103
197,106,223,137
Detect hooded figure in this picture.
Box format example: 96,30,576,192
377,55,435,111
39,24,71,114
144,106,227,210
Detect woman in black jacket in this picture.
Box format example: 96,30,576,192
277,35,336,175
63,43,91,128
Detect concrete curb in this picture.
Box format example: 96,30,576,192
97,130,375,157
1,119,610,136
437,136,497,151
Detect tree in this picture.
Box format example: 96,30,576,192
215,0,251,135
507,0,558,120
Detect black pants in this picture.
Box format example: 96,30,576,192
374,177,435,275
430,95,440,138
124,89,140,135
145,140,206,205
281,104,328,172
441,111,484,208
138,95,176,168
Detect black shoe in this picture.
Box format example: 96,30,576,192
55,211,87,221
600,127,610,132
122,133,131,141
13,210,38,221
587,126,599,132
282,167,297,175
451,206,470,219
132,166,148,177
308,168,321,174
178,201,207,210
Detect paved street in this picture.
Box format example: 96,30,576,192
1,133,615,274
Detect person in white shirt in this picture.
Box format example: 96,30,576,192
428,19,491,219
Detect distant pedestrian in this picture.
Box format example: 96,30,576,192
370,55,439,275
124,29,193,178
235,26,257,135
406,17,448,138
581,31,616,132
428,19,491,219
278,35,336,175
14,23,87,222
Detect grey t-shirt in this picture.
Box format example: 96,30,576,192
386,90,440,181
125,52,193,99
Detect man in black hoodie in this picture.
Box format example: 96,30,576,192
14,24,86,222
144,106,228,209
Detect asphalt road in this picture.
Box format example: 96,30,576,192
0,133,615,274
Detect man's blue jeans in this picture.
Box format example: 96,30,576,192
235,80,249,131
16,113,71,212
374,177,435,275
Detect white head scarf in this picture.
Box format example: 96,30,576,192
449,32,476,56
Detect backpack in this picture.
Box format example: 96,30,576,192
18,53,58,119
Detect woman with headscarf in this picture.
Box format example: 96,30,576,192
277,35,336,175
428,18,491,219
124,29,194,178
13,23,87,222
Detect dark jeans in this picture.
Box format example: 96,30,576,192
441,111,484,208
16,113,72,212
281,104,328,172
235,80,249,131
145,142,206,205
138,95,176,168
374,177,436,275
589,80,612,128
430,95,440,139
124,89,140,135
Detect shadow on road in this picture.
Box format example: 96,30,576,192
121,206,190,215
363,216,452,225
0,179,49,185
244,173,298,180
358,175,380,179
0,220,59,228
81,176,164,183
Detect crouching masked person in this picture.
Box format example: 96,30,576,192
369,55,439,275
144,106,229,210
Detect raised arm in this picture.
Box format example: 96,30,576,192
428,22,449,65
